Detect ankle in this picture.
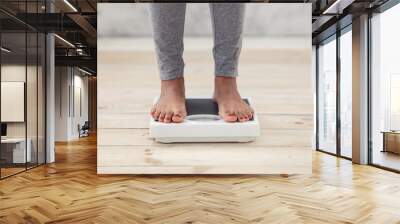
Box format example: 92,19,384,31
214,76,239,95
161,77,185,92
215,76,236,83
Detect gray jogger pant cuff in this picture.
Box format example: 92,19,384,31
149,3,245,80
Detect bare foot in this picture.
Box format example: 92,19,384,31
150,77,186,123
213,76,254,122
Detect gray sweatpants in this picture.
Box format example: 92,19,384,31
150,3,245,80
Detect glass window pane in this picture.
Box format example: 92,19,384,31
1,0,46,179
340,29,352,158
27,31,38,169
1,30,28,177
26,0,38,169
38,33,46,165
318,37,337,154
371,3,400,171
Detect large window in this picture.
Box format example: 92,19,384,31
370,3,400,171
0,1,47,179
316,25,353,159
339,28,352,158
315,1,400,171
317,36,337,154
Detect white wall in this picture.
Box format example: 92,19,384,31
71,74,89,138
1,65,36,138
55,67,89,141
55,66,69,141
1,82,25,122
98,3,311,38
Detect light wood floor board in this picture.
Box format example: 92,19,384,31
97,128,312,147
0,135,400,223
98,113,313,130
98,146,311,174
97,38,313,174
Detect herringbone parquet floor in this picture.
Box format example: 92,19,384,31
1,135,400,224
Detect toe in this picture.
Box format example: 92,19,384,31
225,114,238,122
164,111,173,123
243,110,251,121
172,113,184,123
158,112,166,122
222,111,238,122
150,107,156,116
220,108,238,122
238,113,247,122
245,107,254,119
153,109,161,120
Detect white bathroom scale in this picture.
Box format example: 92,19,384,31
149,97,260,143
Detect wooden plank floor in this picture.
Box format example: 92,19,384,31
1,135,400,223
97,38,313,174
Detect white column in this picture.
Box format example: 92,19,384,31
46,33,55,163
45,0,56,163
352,14,369,164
